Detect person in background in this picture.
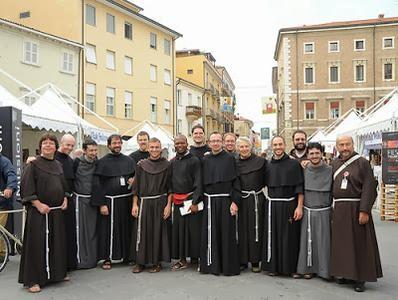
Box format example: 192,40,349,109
129,131,150,163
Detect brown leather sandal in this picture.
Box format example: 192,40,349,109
101,260,112,270
149,264,162,273
28,284,41,293
132,264,144,273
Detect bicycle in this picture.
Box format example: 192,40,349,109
0,204,26,273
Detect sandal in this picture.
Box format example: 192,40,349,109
28,284,41,293
149,264,162,273
171,261,188,271
132,264,144,273
304,273,314,279
101,260,112,270
292,273,302,279
63,276,70,281
268,272,278,276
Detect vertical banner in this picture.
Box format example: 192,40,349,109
382,131,398,184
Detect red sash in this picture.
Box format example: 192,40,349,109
173,193,190,205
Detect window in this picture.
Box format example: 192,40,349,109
355,100,365,113
62,52,74,73
177,89,182,105
106,50,115,70
330,101,340,119
150,32,157,49
124,91,132,118
354,39,365,51
177,119,183,134
150,64,157,82
23,41,39,65
305,102,315,120
164,100,171,124
124,22,132,40
106,13,115,34
355,64,365,82
383,37,394,49
106,88,115,116
304,66,314,84
329,65,339,83
384,63,393,80
304,42,314,54
187,69,193,74
85,44,96,64
86,4,96,26
164,39,171,55
197,96,201,106
328,41,339,52
86,83,95,112
124,56,133,75
164,69,171,85
150,97,157,122
188,93,192,105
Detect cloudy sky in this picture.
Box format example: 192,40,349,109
133,0,397,130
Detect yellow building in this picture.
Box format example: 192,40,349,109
176,49,236,136
0,0,181,135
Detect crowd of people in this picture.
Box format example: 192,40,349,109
1,124,383,294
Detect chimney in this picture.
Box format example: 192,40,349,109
378,14,385,19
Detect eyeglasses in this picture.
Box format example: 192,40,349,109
209,140,222,143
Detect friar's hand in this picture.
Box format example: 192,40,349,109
301,160,310,169
230,202,238,216
34,201,50,215
359,212,369,225
100,205,109,216
163,204,171,220
3,188,13,198
188,204,198,213
132,204,139,218
127,177,135,186
293,206,303,221
61,197,68,210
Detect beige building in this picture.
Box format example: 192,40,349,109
234,115,254,137
176,50,235,136
0,0,181,134
0,18,82,106
273,15,398,148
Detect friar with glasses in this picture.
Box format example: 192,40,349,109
236,137,267,273
72,139,98,269
262,135,304,277
91,134,135,270
296,142,332,279
129,131,150,163
200,132,241,276
189,124,211,159
19,133,69,293
223,132,239,159
170,135,202,271
330,135,382,292
131,137,172,273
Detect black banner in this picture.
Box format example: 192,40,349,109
382,131,398,184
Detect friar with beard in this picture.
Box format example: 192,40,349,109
170,135,202,271
262,136,304,277
189,124,210,159
289,130,310,167
91,134,135,270
131,137,172,273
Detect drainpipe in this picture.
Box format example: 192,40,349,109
175,77,180,136
295,29,299,129
172,38,177,135
372,25,376,104
81,0,85,119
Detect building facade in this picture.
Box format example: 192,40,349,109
0,18,82,107
273,15,398,148
234,115,254,137
0,0,181,134
176,77,204,144
176,49,235,136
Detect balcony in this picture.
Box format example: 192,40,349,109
206,108,217,119
185,105,202,120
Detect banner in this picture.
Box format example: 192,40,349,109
262,96,276,114
382,131,398,184
261,127,270,140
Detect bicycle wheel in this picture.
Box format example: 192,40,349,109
0,229,10,272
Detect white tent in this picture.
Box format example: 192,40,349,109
122,120,175,159
308,129,326,143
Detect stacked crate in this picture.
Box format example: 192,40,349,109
380,183,398,222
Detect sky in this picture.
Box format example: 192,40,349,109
133,0,398,131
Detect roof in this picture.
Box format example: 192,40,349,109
0,18,83,48
274,15,398,59
176,77,205,91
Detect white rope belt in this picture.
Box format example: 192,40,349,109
45,205,63,280
204,193,230,266
242,190,263,242
105,193,134,261
73,193,91,264
135,193,168,252
304,205,332,267
266,196,295,263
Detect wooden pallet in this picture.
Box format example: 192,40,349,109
380,183,398,222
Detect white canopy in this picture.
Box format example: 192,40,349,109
308,129,326,143
122,121,175,159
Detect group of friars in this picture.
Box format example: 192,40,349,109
18,126,382,293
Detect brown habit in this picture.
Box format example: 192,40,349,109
331,152,382,282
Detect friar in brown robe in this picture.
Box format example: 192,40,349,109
331,136,382,292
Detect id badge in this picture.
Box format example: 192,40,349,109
340,178,348,190
120,176,126,186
